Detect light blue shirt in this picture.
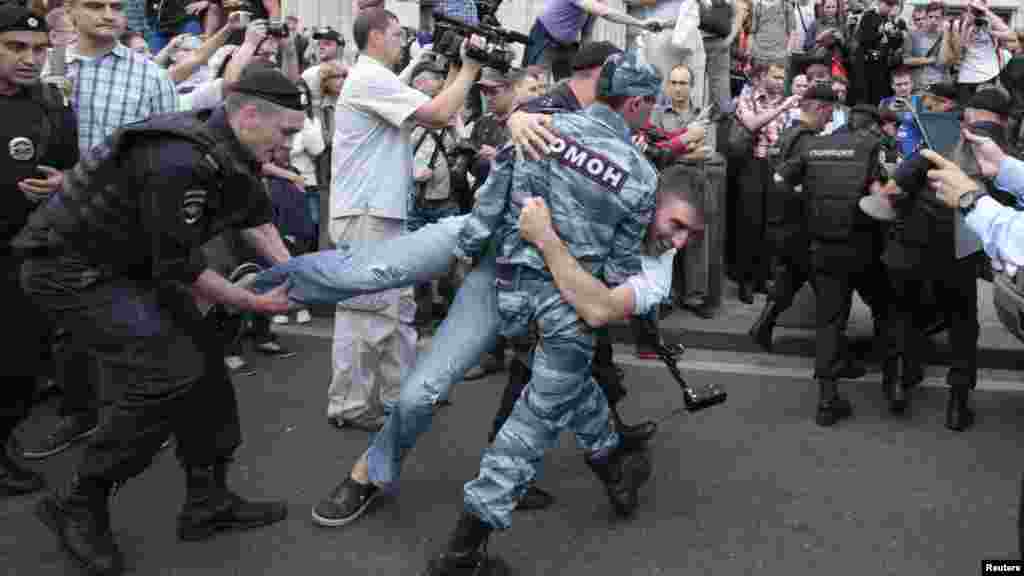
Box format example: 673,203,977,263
630,249,677,315
965,156,1024,275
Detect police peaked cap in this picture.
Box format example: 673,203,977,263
232,64,306,111
926,82,958,102
850,104,882,124
966,87,1012,118
597,50,662,99
0,5,48,34
802,83,837,103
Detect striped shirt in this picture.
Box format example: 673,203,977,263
123,0,149,35
68,43,177,154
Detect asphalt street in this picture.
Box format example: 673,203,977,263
3,333,1023,576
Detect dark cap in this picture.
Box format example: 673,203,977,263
0,5,47,34
851,103,883,123
967,87,1012,117
802,83,837,102
926,81,958,101
312,26,343,44
233,64,306,111
572,41,622,71
410,60,446,81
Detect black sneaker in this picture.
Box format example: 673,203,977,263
22,416,99,460
311,477,381,527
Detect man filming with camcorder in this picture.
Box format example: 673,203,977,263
940,0,1012,103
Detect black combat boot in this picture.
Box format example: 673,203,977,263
177,461,288,542
881,357,908,414
585,444,652,518
609,405,656,452
748,301,781,351
35,475,123,576
0,426,44,497
423,511,505,576
815,379,853,427
944,387,974,431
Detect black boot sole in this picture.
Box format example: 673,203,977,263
36,497,123,576
609,451,652,518
423,553,510,576
178,503,288,542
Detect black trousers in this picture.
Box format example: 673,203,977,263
21,258,242,484
810,258,889,380
885,254,981,390
0,257,49,441
734,157,772,286
489,329,624,442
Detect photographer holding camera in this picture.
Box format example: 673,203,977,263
940,0,1012,104
853,0,906,106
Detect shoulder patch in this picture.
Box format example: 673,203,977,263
548,135,630,194
182,189,207,225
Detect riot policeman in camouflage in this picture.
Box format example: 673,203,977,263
13,65,302,576
776,104,888,427
428,51,664,575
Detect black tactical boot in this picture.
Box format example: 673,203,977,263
748,301,780,351
0,428,44,497
609,405,656,452
423,511,506,576
177,461,288,542
944,387,974,432
882,357,908,414
35,475,123,576
585,444,652,517
815,379,853,427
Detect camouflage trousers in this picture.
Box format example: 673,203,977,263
463,268,620,529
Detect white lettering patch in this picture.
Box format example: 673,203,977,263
808,149,856,159
550,136,629,194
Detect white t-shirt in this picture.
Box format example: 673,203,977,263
959,28,1001,84
330,55,431,221
628,248,678,315
790,2,816,52
301,63,324,109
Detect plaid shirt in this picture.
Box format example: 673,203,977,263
69,43,177,154
736,88,786,159
124,0,148,34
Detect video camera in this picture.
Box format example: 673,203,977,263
432,11,530,73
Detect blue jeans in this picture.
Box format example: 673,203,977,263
248,215,469,305
462,273,619,530
146,18,202,54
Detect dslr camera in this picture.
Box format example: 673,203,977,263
432,11,529,73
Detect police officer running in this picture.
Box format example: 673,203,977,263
0,4,78,498
750,83,837,351
12,64,303,576
776,102,888,426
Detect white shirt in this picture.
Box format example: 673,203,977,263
958,28,1001,84
301,63,325,110
330,55,431,221
629,249,678,315
290,116,326,187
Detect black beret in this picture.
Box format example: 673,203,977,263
571,41,622,72
312,26,343,44
967,86,1012,117
802,83,837,103
233,64,306,111
0,5,47,34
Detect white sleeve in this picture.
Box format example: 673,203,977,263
177,79,224,112
348,70,431,128
626,249,676,316
302,65,322,102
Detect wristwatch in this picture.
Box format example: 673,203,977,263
958,188,988,217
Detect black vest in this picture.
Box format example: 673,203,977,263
802,131,879,243
767,123,817,226
12,110,237,263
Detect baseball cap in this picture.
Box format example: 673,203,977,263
966,87,1012,117
0,5,47,34
233,64,306,111
313,26,344,44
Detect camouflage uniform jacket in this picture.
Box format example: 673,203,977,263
455,102,658,287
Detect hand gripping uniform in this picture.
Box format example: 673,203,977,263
454,101,658,529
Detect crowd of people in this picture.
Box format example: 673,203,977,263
0,0,1023,573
